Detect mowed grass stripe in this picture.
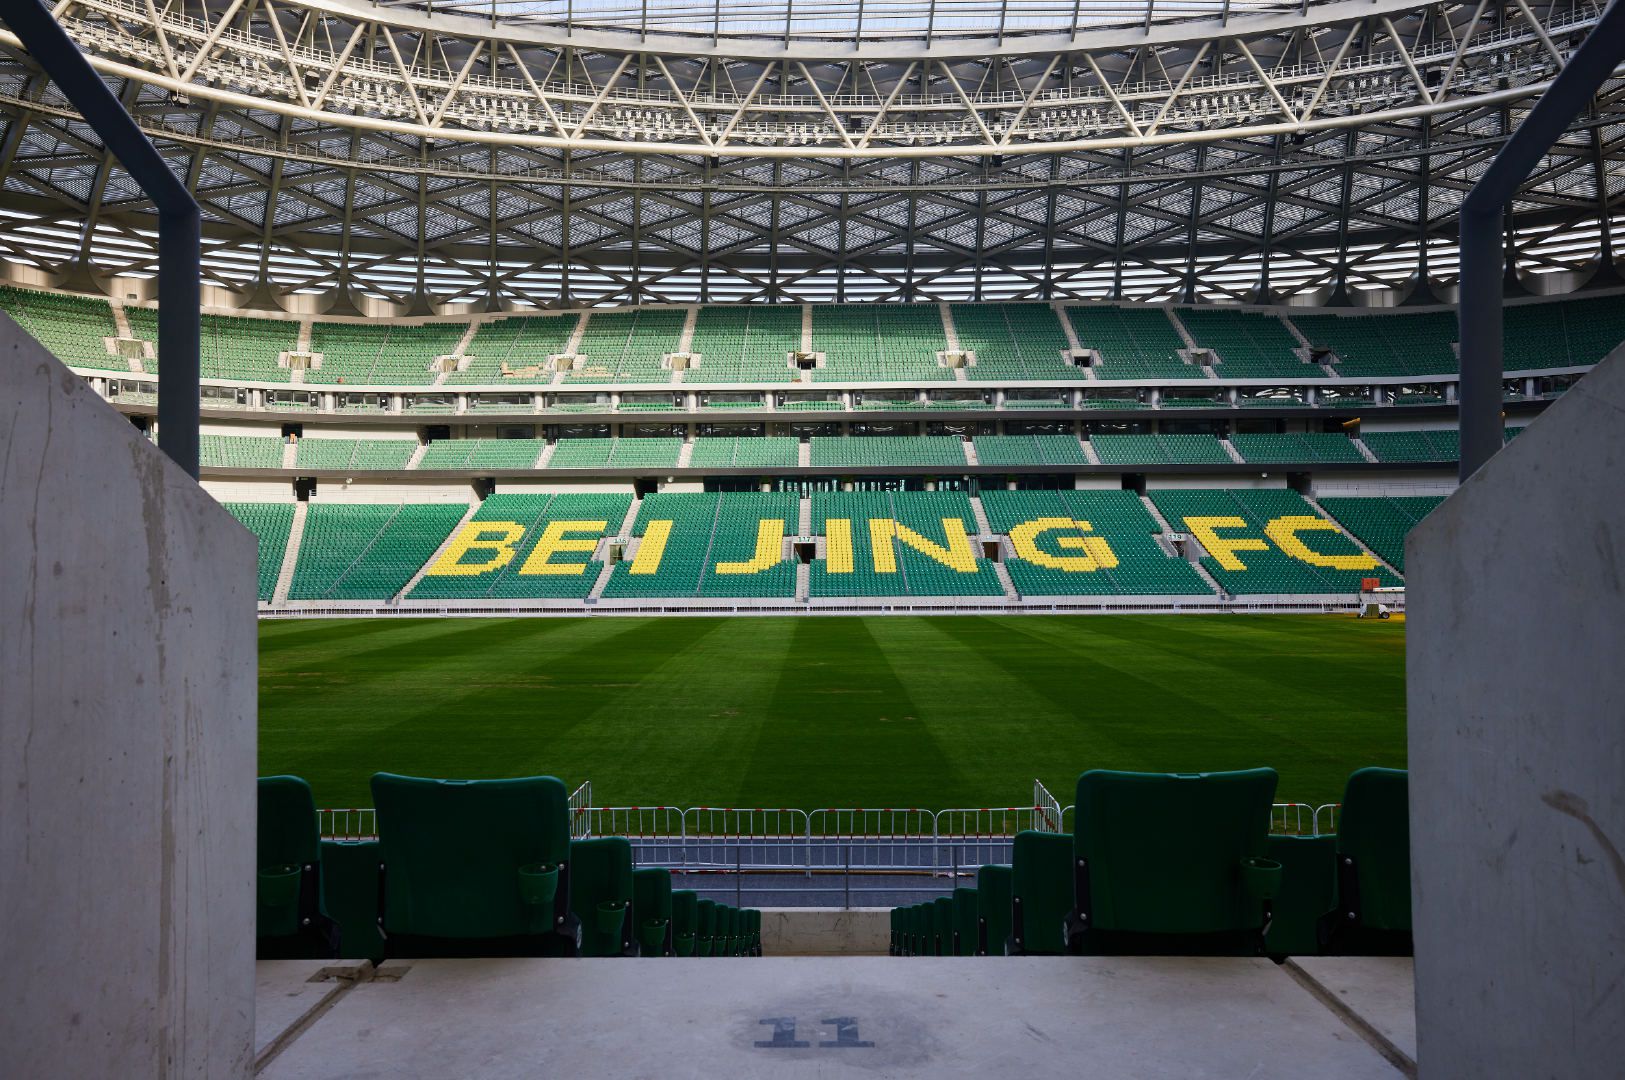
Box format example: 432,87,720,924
259,614,1406,810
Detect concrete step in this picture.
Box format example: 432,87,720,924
271,502,308,605
253,954,1414,1080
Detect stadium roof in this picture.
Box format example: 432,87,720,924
0,0,1619,308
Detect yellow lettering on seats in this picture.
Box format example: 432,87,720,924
517,520,607,576
1264,515,1379,570
1009,518,1119,571
716,519,785,575
426,521,524,576
1182,516,1269,571
826,519,853,573
872,517,979,573
628,520,672,575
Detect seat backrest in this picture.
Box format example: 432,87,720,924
671,889,699,955
1011,831,1073,954
696,898,717,956
976,864,1013,955
319,840,385,963
931,896,954,956
952,888,978,956
571,837,634,956
1337,767,1411,931
632,867,672,954
1264,834,1337,957
259,775,322,870
371,773,571,939
1073,768,1278,934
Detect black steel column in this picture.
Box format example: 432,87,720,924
1458,0,1625,480
3,0,202,478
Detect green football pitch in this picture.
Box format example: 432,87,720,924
259,614,1405,812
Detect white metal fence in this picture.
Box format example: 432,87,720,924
317,781,1343,904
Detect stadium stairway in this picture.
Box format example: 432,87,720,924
271,503,308,605
393,502,480,600
253,955,1414,1077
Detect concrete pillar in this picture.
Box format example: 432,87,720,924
0,315,258,1078
1407,350,1625,1079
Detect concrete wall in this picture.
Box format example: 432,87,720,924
760,908,891,955
0,316,258,1078
1407,351,1625,1079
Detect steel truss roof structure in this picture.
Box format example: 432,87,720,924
0,0,1620,310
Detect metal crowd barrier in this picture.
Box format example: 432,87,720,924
315,783,1349,905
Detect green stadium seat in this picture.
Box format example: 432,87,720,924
257,776,340,959
814,304,952,382
1318,768,1412,956
1263,834,1337,960
1177,306,1311,378
1067,305,1202,380
1149,489,1401,595
686,306,801,384
890,907,903,955
671,889,700,956
724,904,744,957
369,772,579,957
954,303,1086,382
568,308,684,383
570,837,636,957
1316,496,1443,572
977,864,1013,956
696,898,717,957
290,503,466,600
454,313,577,383
1009,830,1073,955
931,895,954,957
226,503,294,601
1290,309,1458,377
319,839,386,964
632,867,674,956
1067,768,1279,956
745,908,763,956
952,887,979,956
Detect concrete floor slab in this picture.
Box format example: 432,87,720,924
259,957,1403,1079
1290,957,1416,1066
255,961,372,1063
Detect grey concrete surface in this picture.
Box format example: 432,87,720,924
1408,349,1625,1079
0,317,259,1079
259,957,1403,1079
1292,958,1417,1064
760,908,891,955
256,962,372,1060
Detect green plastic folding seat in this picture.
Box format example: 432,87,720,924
1318,768,1412,955
671,890,700,956
696,898,717,956
712,904,733,956
901,904,922,956
890,908,903,955
722,905,741,957
931,895,954,956
319,840,384,963
952,887,979,956
570,837,636,957
258,776,340,959
746,909,762,956
976,865,1013,956
370,772,577,957
632,867,674,957
1264,835,1337,959
1010,831,1073,955
1067,768,1280,956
